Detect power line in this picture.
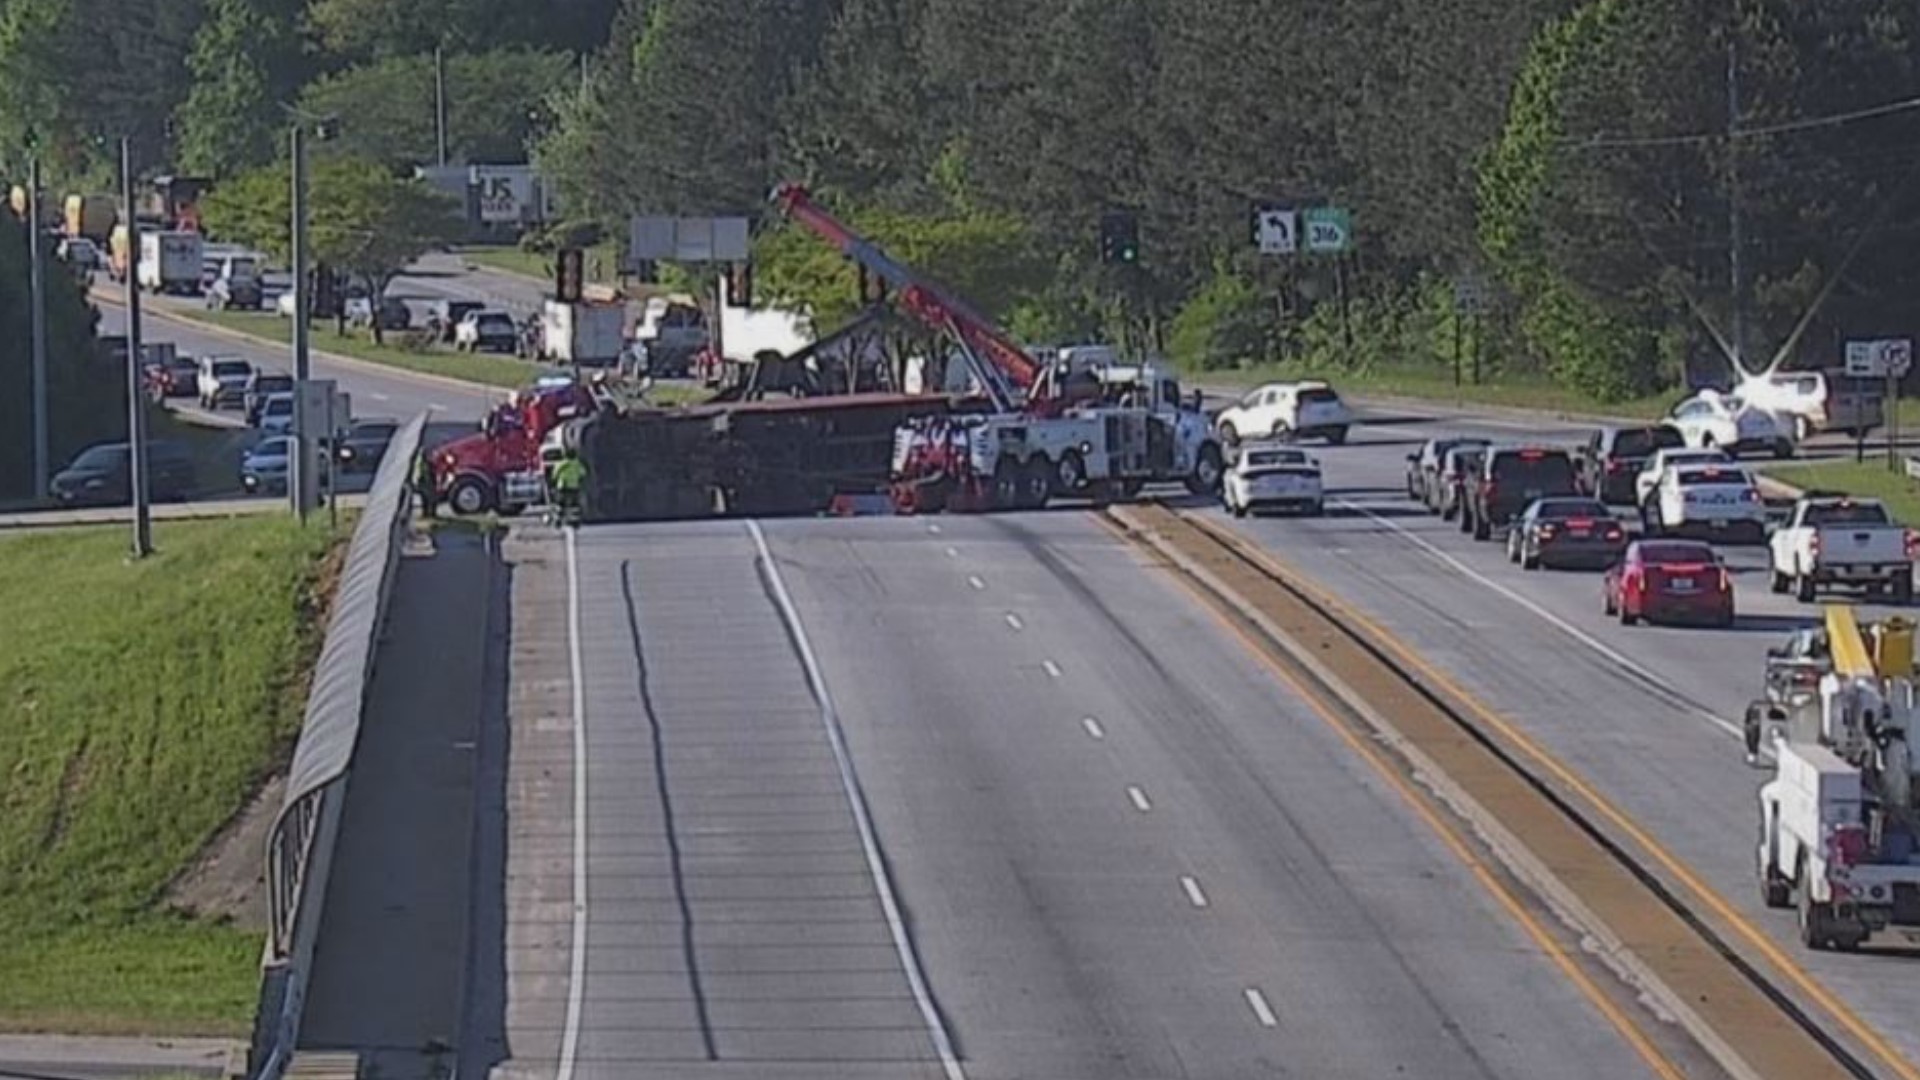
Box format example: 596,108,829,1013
1571,91,1920,150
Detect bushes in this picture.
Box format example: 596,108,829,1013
1166,267,1271,371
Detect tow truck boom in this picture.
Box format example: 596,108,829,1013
768,183,1039,408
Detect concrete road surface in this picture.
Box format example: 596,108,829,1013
474,514,1684,1079
1212,402,1920,1070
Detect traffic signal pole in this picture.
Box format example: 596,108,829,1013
290,124,312,523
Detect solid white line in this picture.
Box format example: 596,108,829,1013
1181,875,1210,908
1244,987,1279,1027
1127,785,1152,812
1081,717,1106,740
1333,499,1752,746
967,574,986,590
556,525,589,1080
1042,659,1063,679
1005,613,1024,631
746,521,967,1080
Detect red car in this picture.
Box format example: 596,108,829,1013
1603,539,1734,627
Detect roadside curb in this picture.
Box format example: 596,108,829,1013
1109,503,1767,1080
93,288,512,401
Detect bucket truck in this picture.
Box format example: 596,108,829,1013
1754,605,1920,950
766,184,1224,513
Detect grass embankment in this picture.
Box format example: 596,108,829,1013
460,243,620,285
0,517,339,1034
1760,459,1920,523
1195,362,1681,419
180,308,553,389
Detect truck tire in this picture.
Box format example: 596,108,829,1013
1053,450,1088,495
448,476,494,516
1770,568,1790,594
1017,459,1050,510
1795,570,1817,603
1185,443,1225,495
1798,870,1836,950
1897,574,1914,606
1760,861,1791,910
991,463,1023,511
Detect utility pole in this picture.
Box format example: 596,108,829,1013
27,154,48,502
290,124,312,523
121,138,152,557
1726,35,1747,372
434,46,449,167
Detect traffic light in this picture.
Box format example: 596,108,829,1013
1099,211,1140,265
555,247,584,303
724,261,753,308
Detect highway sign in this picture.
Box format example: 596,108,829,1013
1253,206,1298,255
629,216,752,263
1303,207,1352,254
1844,338,1912,378
1453,272,1489,315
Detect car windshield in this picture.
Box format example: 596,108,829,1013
1491,451,1575,488
478,314,512,328
1614,427,1683,457
1243,449,1307,468
212,360,249,377
1677,469,1751,488
256,375,293,390
1805,502,1892,526
264,398,293,415
1663,451,1727,469
70,445,126,469
1639,542,1716,565
250,438,290,458
353,423,397,439
1534,499,1609,520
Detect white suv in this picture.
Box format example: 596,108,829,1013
1215,381,1351,446
1634,446,1734,508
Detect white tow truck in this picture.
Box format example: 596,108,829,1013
1754,606,1920,950
1768,493,1915,604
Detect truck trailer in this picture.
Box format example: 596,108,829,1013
539,300,626,367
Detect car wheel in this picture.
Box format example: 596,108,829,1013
1507,535,1520,562
1231,502,1248,519
1619,599,1639,626
1459,507,1473,534
1472,514,1490,541
1219,421,1240,448
1795,571,1817,603
1773,439,1795,460
1770,568,1790,594
448,476,493,516
1603,586,1617,616
1325,426,1348,446
1522,549,1540,571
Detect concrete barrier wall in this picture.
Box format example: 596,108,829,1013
248,415,429,1080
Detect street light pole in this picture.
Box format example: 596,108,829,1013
27,155,48,503
434,46,449,168
290,123,312,523
121,137,152,557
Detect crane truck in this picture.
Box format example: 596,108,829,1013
767,184,1224,513
1753,605,1920,950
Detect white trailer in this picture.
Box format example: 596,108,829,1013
138,230,204,295
1755,609,1920,950
539,300,626,367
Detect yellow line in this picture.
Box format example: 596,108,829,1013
1187,511,1920,1080
1127,524,1687,1080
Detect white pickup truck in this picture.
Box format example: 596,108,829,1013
1768,494,1915,603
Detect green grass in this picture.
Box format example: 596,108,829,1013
0,517,339,1034
178,308,559,389
460,243,620,284
1192,361,1683,419
1760,458,1920,523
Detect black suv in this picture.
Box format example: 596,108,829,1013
335,418,399,474
245,371,296,426
50,440,196,506
1578,424,1684,505
1464,446,1579,540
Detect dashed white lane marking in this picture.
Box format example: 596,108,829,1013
928,523,942,534
945,546,959,558
746,521,967,1080
427,401,448,411
1245,988,1279,1027
1127,785,1152,812
1181,875,1210,908
967,575,986,590
557,526,588,1080
1081,717,1106,740
368,391,390,401
1334,498,1751,748
1042,659,1062,679
1005,613,1024,631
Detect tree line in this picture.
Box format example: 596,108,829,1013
541,0,1920,401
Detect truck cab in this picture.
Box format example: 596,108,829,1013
433,382,597,515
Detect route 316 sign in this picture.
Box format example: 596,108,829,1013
1845,338,1913,379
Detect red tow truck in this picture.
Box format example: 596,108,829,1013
432,379,600,515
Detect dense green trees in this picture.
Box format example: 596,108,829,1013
0,221,117,501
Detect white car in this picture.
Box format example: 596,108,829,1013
1634,446,1734,507
275,290,298,318
1667,389,1796,458
196,355,254,409
1647,462,1766,542
1215,380,1351,446
1222,444,1324,517
257,392,297,436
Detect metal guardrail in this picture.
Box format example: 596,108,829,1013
250,413,428,1080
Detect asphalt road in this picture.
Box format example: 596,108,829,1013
97,300,500,422
1211,403,1920,1069
479,514,1679,1079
